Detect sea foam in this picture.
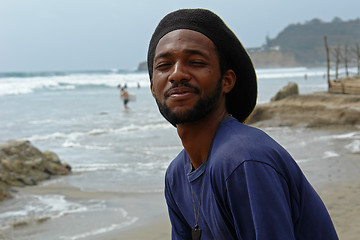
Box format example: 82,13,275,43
0,72,149,96
0,194,87,230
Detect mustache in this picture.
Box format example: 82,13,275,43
164,82,200,96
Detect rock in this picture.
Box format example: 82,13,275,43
63,162,72,171
137,61,148,71
0,141,71,201
247,92,360,128
0,181,12,201
271,82,299,101
43,150,61,164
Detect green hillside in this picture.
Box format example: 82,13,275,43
265,17,360,66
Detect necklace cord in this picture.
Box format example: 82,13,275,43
190,161,207,227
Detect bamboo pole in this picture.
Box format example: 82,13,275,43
334,45,341,79
324,36,330,87
344,44,349,77
357,43,360,75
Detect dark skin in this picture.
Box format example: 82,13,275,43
151,29,236,169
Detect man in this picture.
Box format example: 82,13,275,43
120,87,129,109
148,9,338,240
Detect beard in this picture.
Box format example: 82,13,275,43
155,78,223,126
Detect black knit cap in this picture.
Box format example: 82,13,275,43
147,8,257,123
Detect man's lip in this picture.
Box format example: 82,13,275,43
165,86,198,97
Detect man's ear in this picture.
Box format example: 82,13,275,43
222,69,236,94
150,80,156,97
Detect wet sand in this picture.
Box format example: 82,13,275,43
8,183,171,240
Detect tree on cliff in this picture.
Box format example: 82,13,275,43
265,17,360,66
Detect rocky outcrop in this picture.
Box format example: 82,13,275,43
137,61,148,71
249,51,298,68
271,82,299,101
247,92,360,128
0,141,71,201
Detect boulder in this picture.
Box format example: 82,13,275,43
247,92,360,128
0,141,71,201
271,82,299,101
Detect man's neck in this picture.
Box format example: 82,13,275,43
177,109,230,169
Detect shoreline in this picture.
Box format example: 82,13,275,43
2,182,171,240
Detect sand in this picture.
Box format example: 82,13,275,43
320,177,360,240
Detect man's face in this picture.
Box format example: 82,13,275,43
150,29,224,125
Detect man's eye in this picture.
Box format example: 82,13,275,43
155,63,171,70
190,61,206,66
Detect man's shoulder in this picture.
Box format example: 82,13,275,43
166,149,187,175
216,117,275,151
210,117,293,171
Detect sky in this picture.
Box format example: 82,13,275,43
1,0,359,72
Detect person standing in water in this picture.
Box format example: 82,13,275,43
120,87,129,109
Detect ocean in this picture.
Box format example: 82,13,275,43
1,67,359,239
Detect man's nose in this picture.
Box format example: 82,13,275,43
168,62,191,84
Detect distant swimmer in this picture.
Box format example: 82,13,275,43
120,87,129,109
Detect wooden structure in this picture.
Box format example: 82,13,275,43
324,36,360,94
329,76,360,94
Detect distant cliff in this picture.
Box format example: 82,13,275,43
249,51,298,68
138,17,360,69
265,17,360,66
137,51,299,70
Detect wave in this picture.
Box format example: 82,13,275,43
323,151,340,159
72,158,170,173
316,131,360,140
256,67,321,79
25,122,172,143
0,69,133,78
0,194,87,230
0,71,149,96
0,193,139,240
345,140,360,153
0,67,342,96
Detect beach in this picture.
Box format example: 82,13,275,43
8,183,171,240
9,112,360,240
1,68,359,239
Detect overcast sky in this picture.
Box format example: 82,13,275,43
1,0,359,72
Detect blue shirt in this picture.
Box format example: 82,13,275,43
165,117,338,239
